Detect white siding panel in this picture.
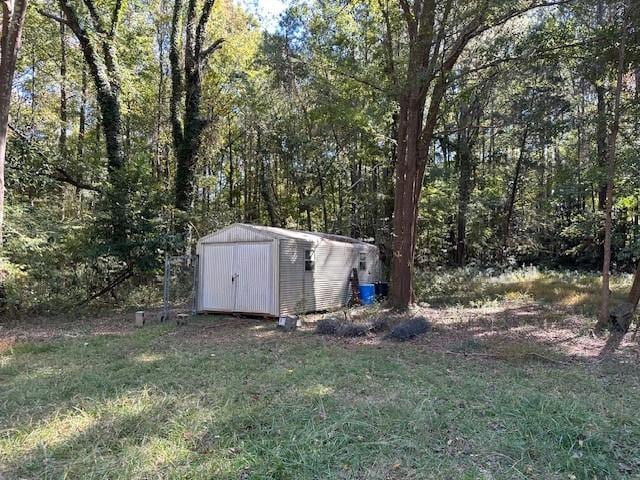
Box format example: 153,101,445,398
278,239,306,314
279,241,381,314
305,243,354,311
233,242,275,315
199,244,235,311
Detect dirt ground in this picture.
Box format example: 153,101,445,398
2,300,638,367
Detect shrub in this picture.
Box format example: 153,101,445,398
315,317,343,335
369,317,390,333
337,322,368,337
388,316,431,341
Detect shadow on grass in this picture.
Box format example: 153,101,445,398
2,314,640,479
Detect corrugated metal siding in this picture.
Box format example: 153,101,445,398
198,244,236,311
233,242,275,315
279,240,380,314
199,224,274,244
197,238,278,316
278,239,307,315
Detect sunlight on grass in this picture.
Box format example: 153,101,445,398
417,266,632,314
2,318,640,478
303,384,335,398
133,353,165,363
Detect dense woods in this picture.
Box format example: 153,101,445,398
0,0,639,315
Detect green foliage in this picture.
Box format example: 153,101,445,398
3,0,640,313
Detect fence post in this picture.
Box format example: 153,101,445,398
162,255,170,322
191,254,199,316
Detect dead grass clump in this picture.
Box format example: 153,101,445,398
369,317,390,333
315,317,343,335
387,316,431,341
337,322,369,337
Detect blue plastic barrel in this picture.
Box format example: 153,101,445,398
359,284,376,305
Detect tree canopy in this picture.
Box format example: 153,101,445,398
0,0,638,314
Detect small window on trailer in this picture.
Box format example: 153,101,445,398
358,252,367,271
304,249,315,271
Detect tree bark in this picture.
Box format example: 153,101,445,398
0,0,29,247
597,9,627,329
502,125,529,255
77,64,87,162
58,18,68,160
456,136,473,267
170,0,224,223
389,0,487,307
454,95,481,267
43,0,129,242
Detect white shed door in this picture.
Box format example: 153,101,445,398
233,243,273,314
200,242,274,315
200,244,236,311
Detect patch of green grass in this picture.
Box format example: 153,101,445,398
417,267,632,314
1,319,640,479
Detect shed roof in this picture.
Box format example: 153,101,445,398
200,223,377,249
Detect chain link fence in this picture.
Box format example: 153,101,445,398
162,255,198,321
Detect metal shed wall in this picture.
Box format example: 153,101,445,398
279,240,380,315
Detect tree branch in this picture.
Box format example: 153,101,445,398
52,167,102,192
475,0,576,38
8,124,102,192
454,40,588,79
398,0,416,39
1,0,12,61
36,8,72,27
169,0,185,148
201,37,225,59
109,0,123,37
81,0,107,34
196,0,216,54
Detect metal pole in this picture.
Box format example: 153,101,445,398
162,255,170,322
191,254,199,316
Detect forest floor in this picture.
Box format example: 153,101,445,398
1,269,640,479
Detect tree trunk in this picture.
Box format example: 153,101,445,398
170,0,223,223
502,125,529,255
0,0,29,247
77,65,87,162
228,118,234,208
456,138,473,267
596,85,608,211
58,18,68,160
46,0,129,243
387,0,490,308
454,95,481,267
390,90,428,307
628,260,640,310
597,12,627,330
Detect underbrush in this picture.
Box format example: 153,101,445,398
415,266,632,314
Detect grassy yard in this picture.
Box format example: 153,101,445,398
2,269,640,479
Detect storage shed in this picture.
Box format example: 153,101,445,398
196,223,380,316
